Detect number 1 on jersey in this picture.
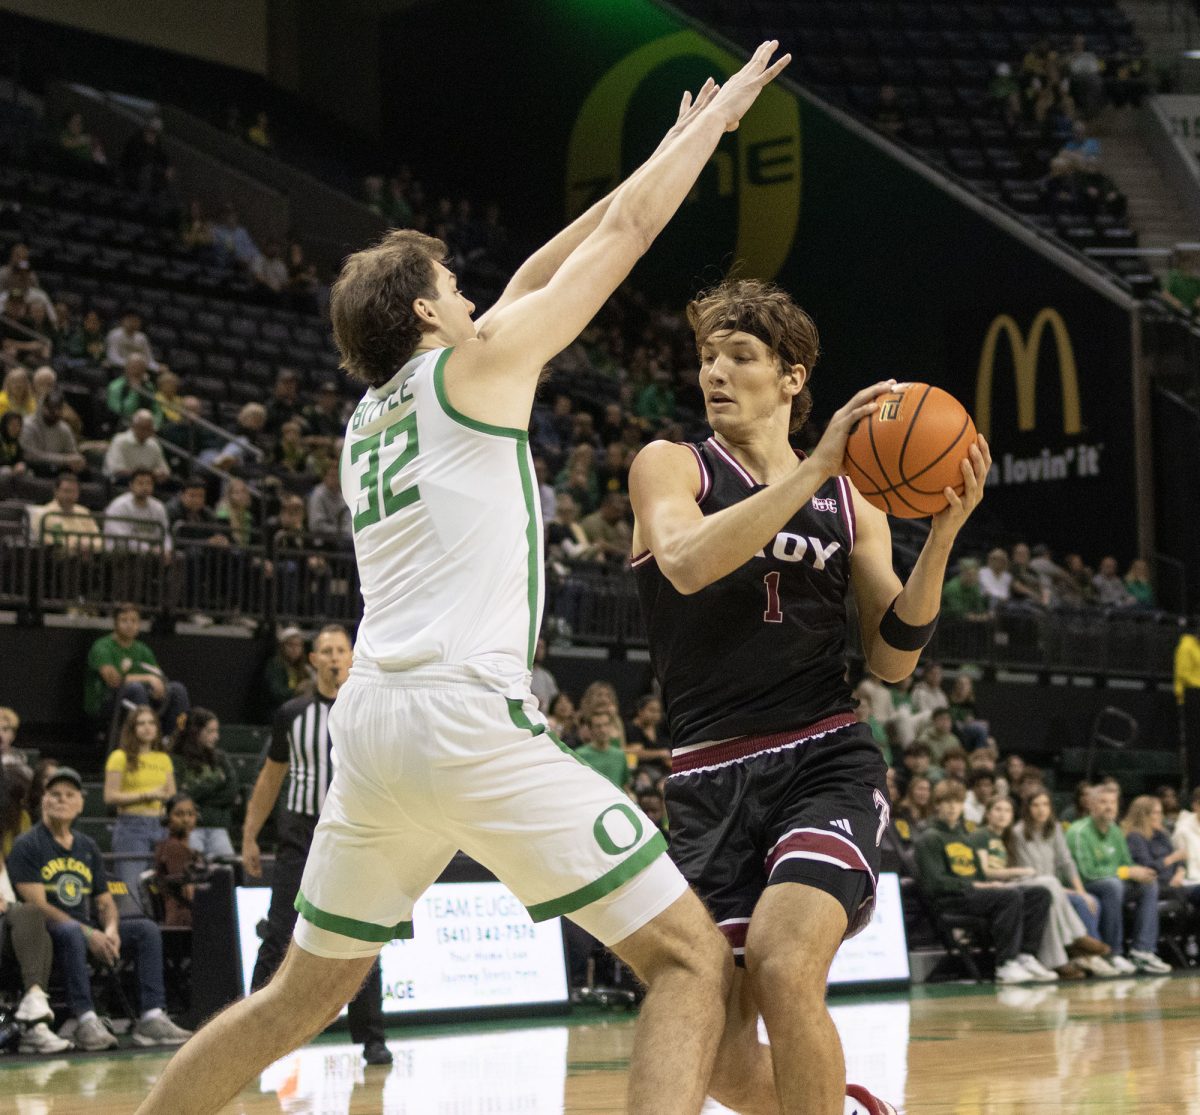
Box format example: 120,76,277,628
763,571,783,623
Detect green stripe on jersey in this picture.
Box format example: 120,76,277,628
295,891,414,942
432,348,528,441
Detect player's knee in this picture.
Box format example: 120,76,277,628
746,946,828,1009
627,908,731,993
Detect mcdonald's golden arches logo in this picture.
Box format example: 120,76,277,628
975,308,1082,440
565,31,801,281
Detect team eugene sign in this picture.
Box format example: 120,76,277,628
565,30,801,285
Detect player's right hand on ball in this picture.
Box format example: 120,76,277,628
707,40,791,132
809,380,897,480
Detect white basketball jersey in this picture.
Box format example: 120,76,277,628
342,347,544,697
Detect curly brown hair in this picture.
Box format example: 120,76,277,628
330,230,447,388
686,278,821,433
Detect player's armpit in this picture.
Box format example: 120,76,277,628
628,441,705,592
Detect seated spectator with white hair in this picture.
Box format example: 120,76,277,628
979,548,1012,608
30,367,82,437
6,766,191,1050
105,310,159,370
27,471,100,548
105,409,171,483
18,391,87,477
212,403,267,472
104,469,172,554
107,354,160,428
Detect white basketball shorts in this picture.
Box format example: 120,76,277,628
293,662,685,960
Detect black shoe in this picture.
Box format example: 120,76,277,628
362,1039,393,1065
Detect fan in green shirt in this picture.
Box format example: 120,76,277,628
84,630,161,718
575,710,631,791
941,559,989,621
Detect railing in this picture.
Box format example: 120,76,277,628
269,538,360,626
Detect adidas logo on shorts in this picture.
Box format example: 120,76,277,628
830,818,853,836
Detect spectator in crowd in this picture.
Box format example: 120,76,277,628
580,492,632,563
8,766,190,1049
990,62,1022,122
166,477,229,546
972,796,1102,979
62,308,109,365
1067,785,1172,973
624,694,672,773
547,692,577,742
170,709,238,859
0,784,70,1053
247,110,273,150
211,206,260,270
942,558,990,622
1174,786,1200,884
1008,543,1044,605
0,411,25,493
1156,784,1181,833
31,367,82,437
963,769,997,826
301,381,345,443
854,670,894,726
897,740,933,794
1013,790,1116,975
27,470,100,548
270,420,308,476
105,311,159,371
918,708,960,767
153,793,206,928
979,548,1012,608
286,243,320,313
1124,795,1200,912
1062,553,1096,605
180,199,214,258
154,369,183,425
264,370,303,436
107,353,161,428
911,661,949,718
262,627,313,715
104,468,172,554
215,477,256,547
213,403,268,472
0,367,36,418
0,264,56,326
914,779,1054,983
546,492,593,562
893,775,932,844
1161,249,1200,316
104,706,175,904
105,409,171,483
530,637,558,712
307,462,351,541
0,243,37,289
18,391,86,477
947,674,988,751
1092,556,1134,607
937,747,968,787
575,710,629,790
251,240,289,295
532,456,557,523
160,396,224,463
1124,558,1155,608
0,707,32,779
1,752,30,847
84,602,190,737
1067,35,1105,118
120,117,173,195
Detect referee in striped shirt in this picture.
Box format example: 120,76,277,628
240,624,391,1065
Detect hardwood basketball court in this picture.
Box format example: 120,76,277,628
3,976,1198,1113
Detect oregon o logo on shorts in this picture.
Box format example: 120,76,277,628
593,803,644,856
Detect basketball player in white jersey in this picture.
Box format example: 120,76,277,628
137,43,790,1115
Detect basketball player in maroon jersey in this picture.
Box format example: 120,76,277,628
629,279,990,1115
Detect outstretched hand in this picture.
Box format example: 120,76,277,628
660,78,720,146
706,40,792,133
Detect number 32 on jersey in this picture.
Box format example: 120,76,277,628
351,410,419,533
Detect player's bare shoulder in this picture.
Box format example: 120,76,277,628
629,439,703,500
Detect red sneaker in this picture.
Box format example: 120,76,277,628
846,1084,899,1115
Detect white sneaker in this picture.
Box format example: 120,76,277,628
74,1016,118,1051
1128,949,1172,974
1108,954,1138,975
15,986,53,1024
1017,953,1059,982
995,959,1033,984
132,1013,192,1047
19,1021,73,1054
1077,954,1122,978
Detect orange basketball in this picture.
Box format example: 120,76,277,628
842,383,977,518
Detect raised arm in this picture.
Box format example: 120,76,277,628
476,81,719,325
449,42,790,429
630,382,894,595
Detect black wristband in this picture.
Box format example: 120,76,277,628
879,596,938,652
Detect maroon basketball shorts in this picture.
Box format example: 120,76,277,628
664,718,890,961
